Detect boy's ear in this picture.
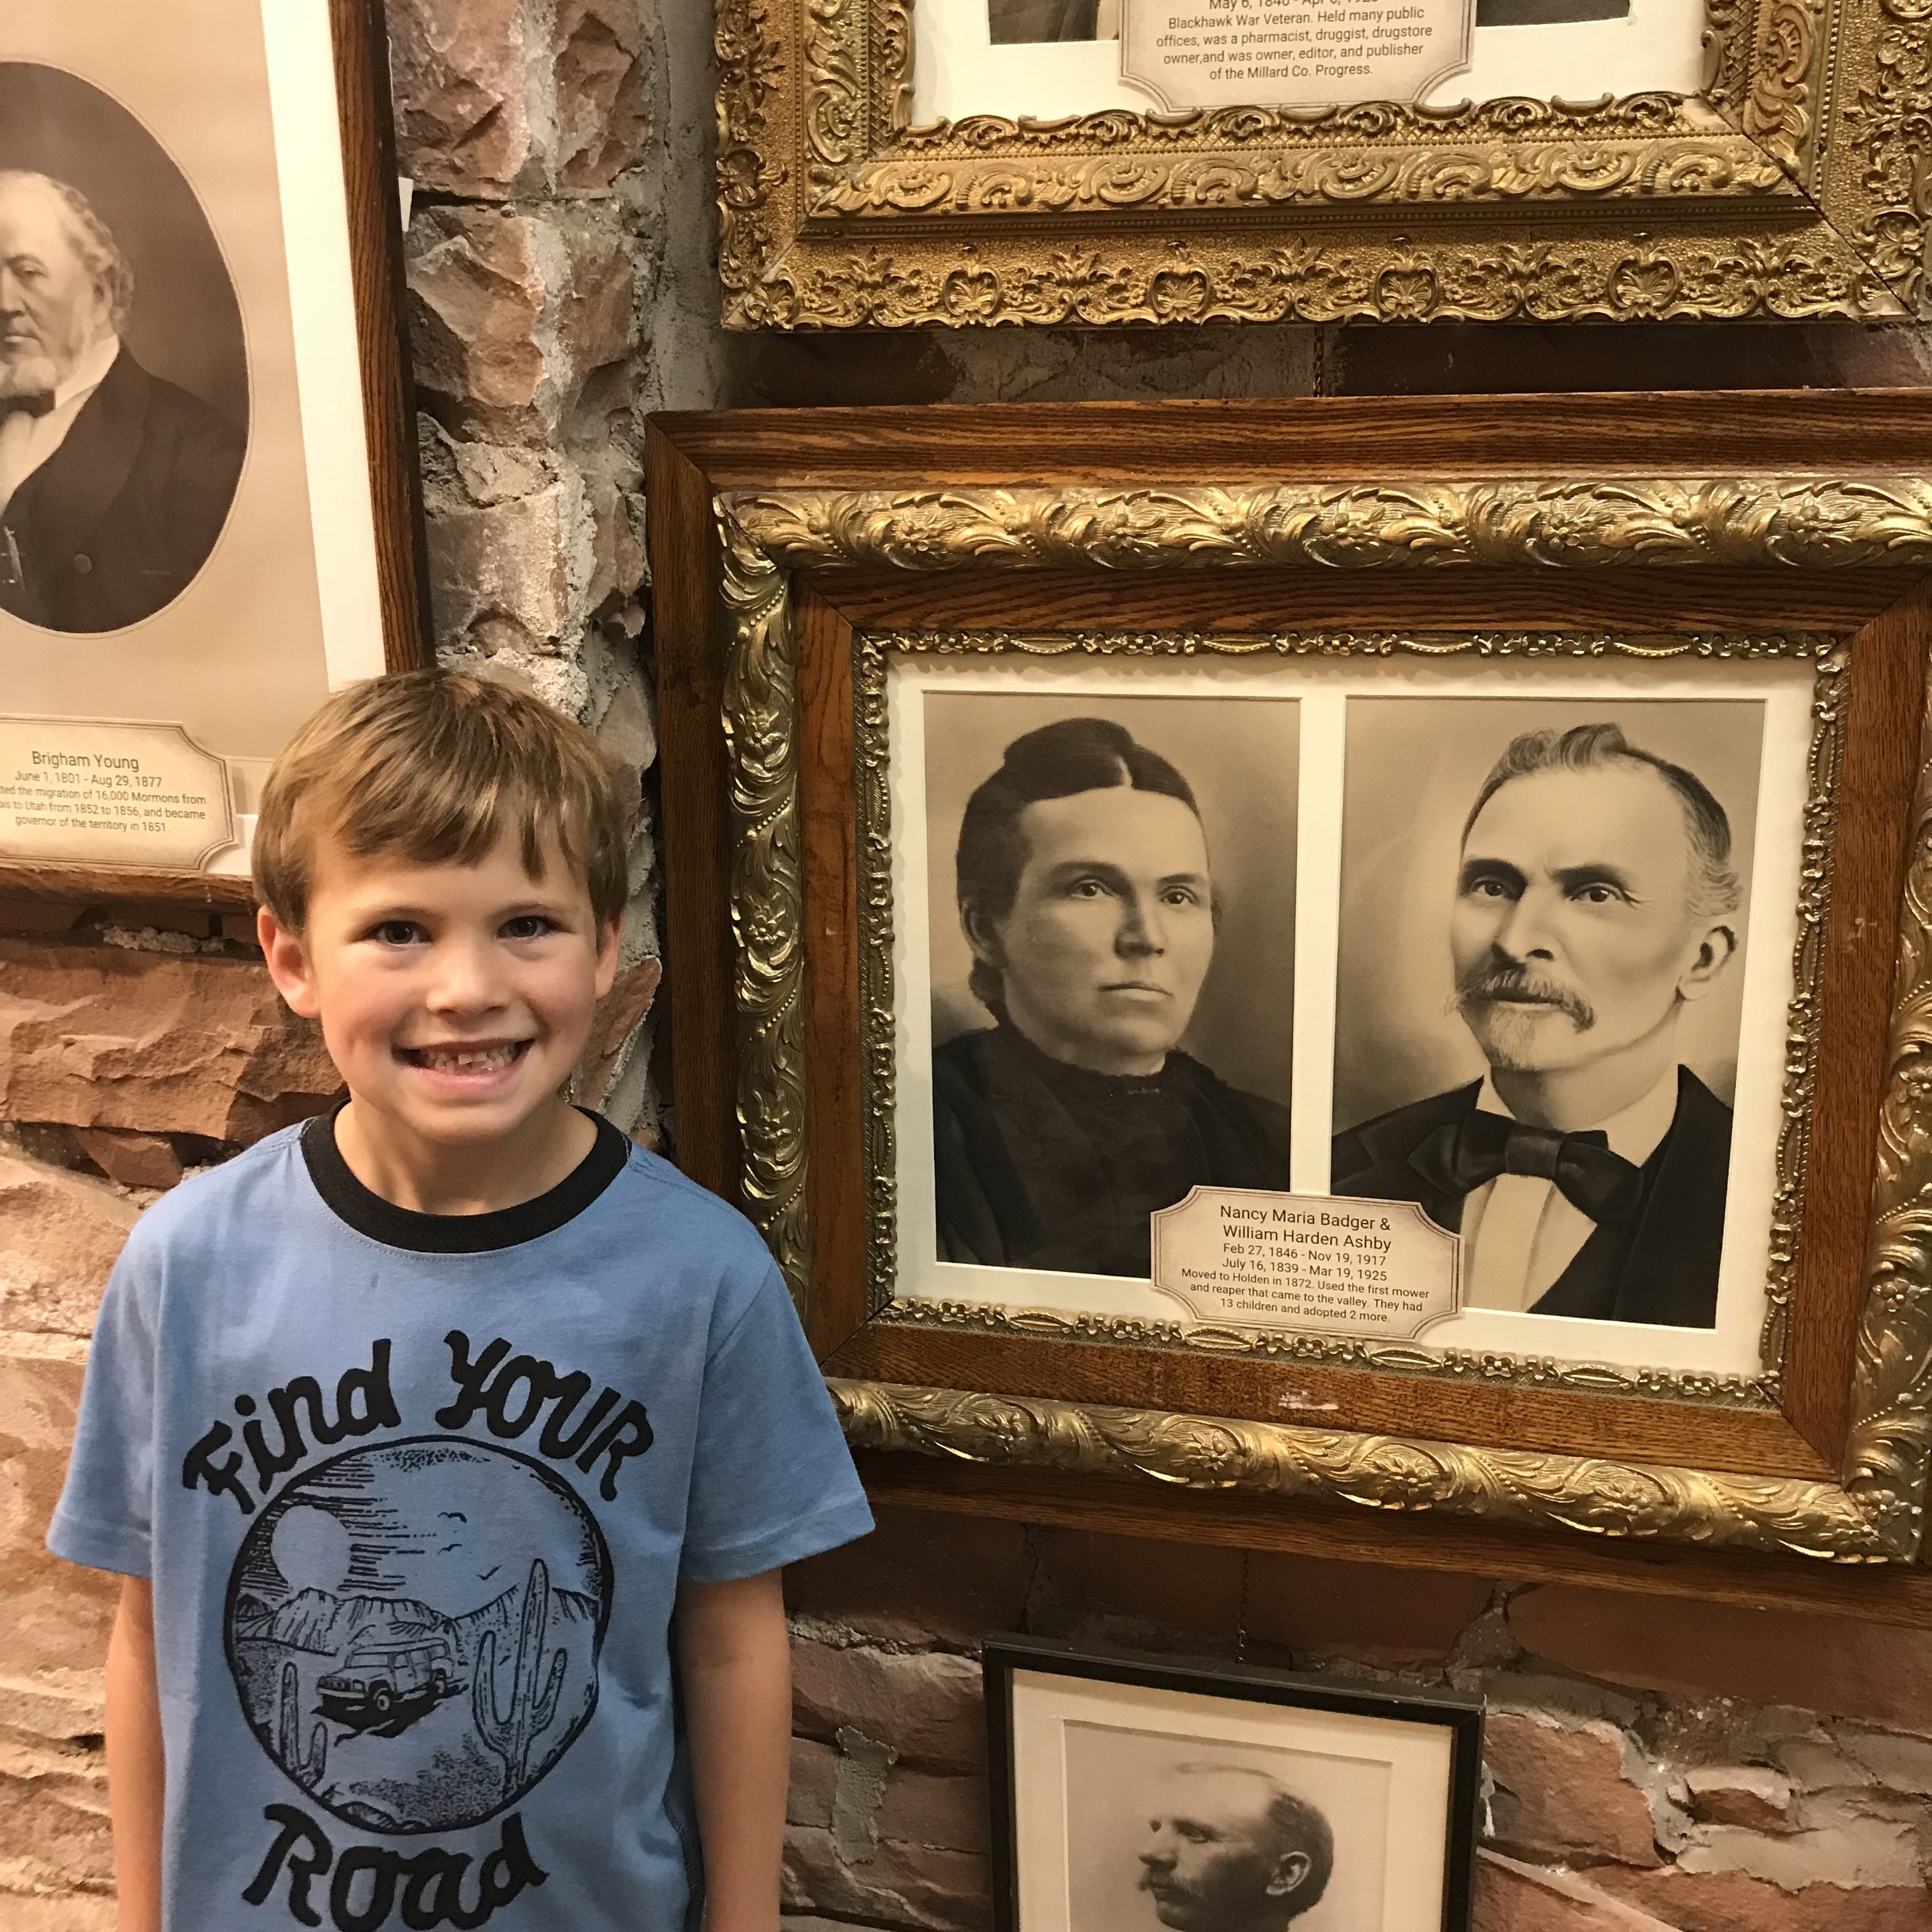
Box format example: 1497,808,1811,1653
258,906,323,1019
594,916,622,1000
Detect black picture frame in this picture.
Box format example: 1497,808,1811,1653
984,1634,1483,1932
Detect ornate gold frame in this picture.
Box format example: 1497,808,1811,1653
716,0,1931,325
853,627,1845,1415
709,472,1932,1563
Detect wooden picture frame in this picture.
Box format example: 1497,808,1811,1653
716,0,1930,327
647,392,1932,1604
985,1636,1483,1932
0,0,428,913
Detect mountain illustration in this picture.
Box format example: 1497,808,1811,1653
452,1581,601,1664
257,1587,453,1655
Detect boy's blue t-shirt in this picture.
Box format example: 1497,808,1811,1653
49,1110,873,1932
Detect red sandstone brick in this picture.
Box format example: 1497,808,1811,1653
880,1767,991,1857
1244,1549,1492,1665
790,1641,985,1773
784,1825,991,1932
1475,1853,1676,1929
1484,1713,1660,1867
72,1126,183,1192
786,1506,1032,1648
790,1737,837,1830
1509,1587,1932,1732
1590,1866,1932,1931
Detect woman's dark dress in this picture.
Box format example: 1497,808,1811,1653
931,1024,1290,1276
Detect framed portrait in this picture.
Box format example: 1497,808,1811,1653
0,0,425,909
717,0,1931,326
647,391,1932,1589
985,1637,1482,1932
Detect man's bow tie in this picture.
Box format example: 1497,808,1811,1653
0,390,54,420
1417,1109,1645,1223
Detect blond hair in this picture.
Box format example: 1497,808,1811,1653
254,671,634,931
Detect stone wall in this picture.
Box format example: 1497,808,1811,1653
5,1,1932,1929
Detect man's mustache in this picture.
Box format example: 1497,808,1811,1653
1454,964,1594,1030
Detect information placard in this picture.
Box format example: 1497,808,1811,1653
0,717,234,871
1150,1188,1460,1339
1121,0,1472,111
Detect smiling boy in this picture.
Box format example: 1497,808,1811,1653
49,671,871,1932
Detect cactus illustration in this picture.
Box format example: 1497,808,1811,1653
473,1558,567,1795
276,1661,327,1790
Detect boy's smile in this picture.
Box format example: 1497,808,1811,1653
260,829,620,1214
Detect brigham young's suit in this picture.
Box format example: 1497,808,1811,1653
0,348,245,634
1329,1066,1731,1328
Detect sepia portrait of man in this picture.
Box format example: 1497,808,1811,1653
930,712,1291,1278
0,167,245,633
1137,1765,1335,1932
1332,720,1745,1328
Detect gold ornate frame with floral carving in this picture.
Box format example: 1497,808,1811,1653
716,0,1930,326
648,394,1932,1600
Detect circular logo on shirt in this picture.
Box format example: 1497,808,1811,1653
224,1437,612,1834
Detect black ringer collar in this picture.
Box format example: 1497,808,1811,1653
301,1101,630,1252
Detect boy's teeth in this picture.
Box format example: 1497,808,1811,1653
420,1044,516,1071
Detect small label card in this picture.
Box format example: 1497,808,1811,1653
1121,0,1473,112
0,717,234,871
1150,1188,1460,1339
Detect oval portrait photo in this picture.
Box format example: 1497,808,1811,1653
0,61,248,634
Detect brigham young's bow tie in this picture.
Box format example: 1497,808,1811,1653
1426,1110,1645,1223
0,392,54,418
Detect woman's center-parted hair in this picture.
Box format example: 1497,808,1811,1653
253,670,636,931
954,716,1206,1015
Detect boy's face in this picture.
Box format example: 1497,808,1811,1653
260,827,620,1154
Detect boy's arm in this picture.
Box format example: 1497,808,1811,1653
674,1568,792,1932
105,1576,164,1932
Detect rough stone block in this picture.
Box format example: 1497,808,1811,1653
574,956,661,1113
388,0,649,197
1244,1549,1492,1666
0,1897,115,1931
1475,1853,1676,1929
387,0,531,197
1590,1865,1932,1931
0,1745,111,1892
1484,1713,1660,1867
791,1641,985,1774
1684,1765,1797,1832
879,1766,990,1857
551,0,650,188
408,205,638,446
784,1823,991,1932
790,1736,838,1830
1509,1587,1932,1733
786,1506,1032,1650
0,1154,138,1337
408,209,549,437
70,1127,182,1193
0,939,337,1142
0,1354,118,1689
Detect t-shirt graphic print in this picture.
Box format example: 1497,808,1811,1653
50,1111,873,1932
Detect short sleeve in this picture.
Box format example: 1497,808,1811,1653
47,1242,158,1579
680,1264,872,1582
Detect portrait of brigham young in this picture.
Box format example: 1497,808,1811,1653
1331,722,1741,1328
933,717,1288,1278
0,170,245,633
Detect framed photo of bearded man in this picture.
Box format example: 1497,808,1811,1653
648,392,1932,1595
0,0,424,908
1328,684,1804,1380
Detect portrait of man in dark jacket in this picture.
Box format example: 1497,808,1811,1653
0,169,245,633
1331,721,1741,1329
933,716,1289,1278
